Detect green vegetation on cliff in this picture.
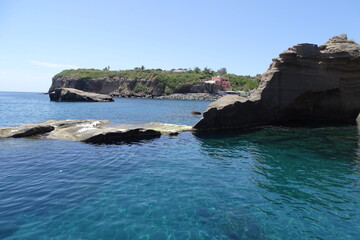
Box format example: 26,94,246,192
222,74,259,91
54,68,259,91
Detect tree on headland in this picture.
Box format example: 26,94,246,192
194,67,201,74
202,67,214,77
103,66,110,71
216,67,227,75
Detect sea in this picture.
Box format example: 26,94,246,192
0,92,359,240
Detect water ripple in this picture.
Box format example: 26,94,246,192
1,93,360,239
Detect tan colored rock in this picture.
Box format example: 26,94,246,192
195,34,360,130
0,124,55,138
49,88,114,102
46,119,111,141
0,120,192,143
141,122,193,135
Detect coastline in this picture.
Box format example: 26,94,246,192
112,93,222,101
155,93,220,101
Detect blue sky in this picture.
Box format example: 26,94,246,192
1,0,360,92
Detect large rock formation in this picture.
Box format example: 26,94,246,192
49,75,165,97
195,34,360,130
49,73,221,98
49,88,114,102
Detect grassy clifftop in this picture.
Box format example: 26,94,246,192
54,68,259,91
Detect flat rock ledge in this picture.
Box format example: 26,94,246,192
49,88,114,102
0,120,192,144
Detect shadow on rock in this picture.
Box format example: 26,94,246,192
83,128,161,144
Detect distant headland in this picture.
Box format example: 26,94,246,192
48,67,259,100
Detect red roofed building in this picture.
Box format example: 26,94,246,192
212,76,231,88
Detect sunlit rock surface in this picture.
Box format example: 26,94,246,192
195,34,360,130
49,88,114,102
0,120,193,143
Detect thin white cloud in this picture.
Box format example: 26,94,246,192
30,60,79,69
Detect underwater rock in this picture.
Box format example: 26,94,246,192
191,111,202,115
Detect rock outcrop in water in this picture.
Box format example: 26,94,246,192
0,120,192,144
195,34,360,130
49,88,114,102
0,123,55,138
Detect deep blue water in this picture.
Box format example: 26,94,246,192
0,92,359,240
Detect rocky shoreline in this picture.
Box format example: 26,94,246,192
155,93,220,101
45,34,360,133
111,93,221,101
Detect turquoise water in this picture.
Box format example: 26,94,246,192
0,92,359,240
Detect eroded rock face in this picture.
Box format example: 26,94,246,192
49,88,114,102
195,34,360,130
173,82,222,94
49,74,222,98
49,75,165,96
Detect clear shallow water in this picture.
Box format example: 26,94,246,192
0,92,208,127
0,92,360,240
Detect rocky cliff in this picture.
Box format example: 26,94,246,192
49,72,221,97
195,34,360,130
49,74,163,96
